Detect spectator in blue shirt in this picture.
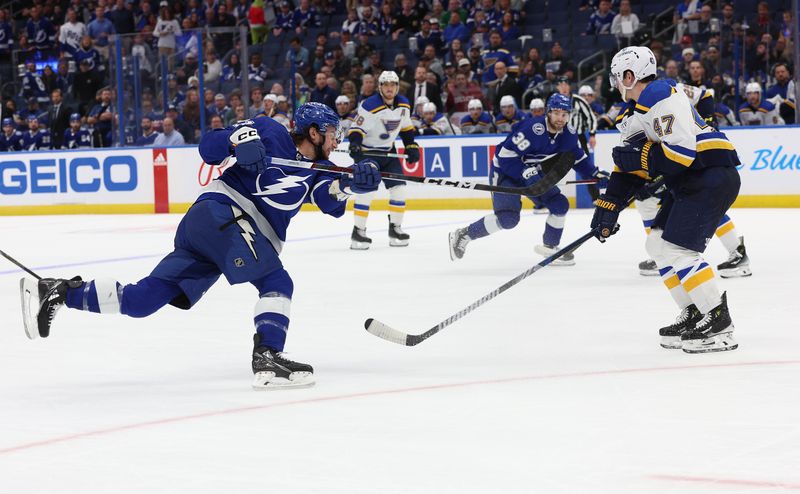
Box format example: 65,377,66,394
444,12,471,46
584,0,615,35
286,37,310,74
87,6,116,60
310,72,339,109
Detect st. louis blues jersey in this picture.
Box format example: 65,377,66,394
737,99,783,126
418,112,454,135
493,116,590,183
460,112,494,134
481,47,519,84
347,94,417,151
21,129,52,150
494,109,527,134
0,130,23,151
63,128,93,148
338,111,357,133
198,116,348,256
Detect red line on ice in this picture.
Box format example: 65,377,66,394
650,474,800,490
1,359,798,456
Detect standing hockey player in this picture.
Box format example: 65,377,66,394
448,93,606,265
592,46,740,353
347,70,421,249
21,103,382,389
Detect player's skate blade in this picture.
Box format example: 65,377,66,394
639,259,659,276
252,371,315,390
20,278,40,340
448,228,470,261
681,293,738,353
388,219,410,247
534,244,575,266
350,227,372,250
717,237,751,278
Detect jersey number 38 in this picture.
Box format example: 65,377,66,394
511,132,530,151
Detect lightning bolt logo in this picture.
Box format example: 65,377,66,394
231,205,258,260
252,167,310,211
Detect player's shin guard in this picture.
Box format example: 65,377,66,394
466,213,505,240
65,278,122,314
715,214,740,253
388,186,406,226
542,213,565,247
353,191,374,230
254,293,291,352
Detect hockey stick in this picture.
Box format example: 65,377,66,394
332,149,408,159
0,250,42,280
364,176,663,346
364,229,597,346
269,152,575,198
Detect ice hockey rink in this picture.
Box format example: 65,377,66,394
0,207,798,493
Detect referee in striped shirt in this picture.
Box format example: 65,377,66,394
555,76,600,198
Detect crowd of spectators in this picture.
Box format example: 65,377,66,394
0,0,797,151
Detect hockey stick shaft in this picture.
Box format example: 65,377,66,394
332,149,408,159
0,250,42,280
268,156,567,197
365,229,598,346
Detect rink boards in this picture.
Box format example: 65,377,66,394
0,126,798,214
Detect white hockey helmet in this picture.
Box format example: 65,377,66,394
529,98,545,110
500,95,516,108
378,70,400,85
335,95,350,105
415,95,430,106
578,85,594,96
745,82,762,94
422,102,437,114
609,46,657,101
467,98,483,110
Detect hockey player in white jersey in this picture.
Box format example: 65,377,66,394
419,102,458,135
593,46,740,353
738,82,784,126
347,70,421,249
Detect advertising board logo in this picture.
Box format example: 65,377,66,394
746,146,800,171
0,156,138,195
198,156,235,186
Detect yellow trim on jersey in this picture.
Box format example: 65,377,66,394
696,138,735,152
663,275,681,290
347,128,366,136
645,227,652,234
400,125,416,132
683,267,714,292
615,113,625,122
397,103,411,109
716,221,735,237
635,103,650,112
370,105,387,113
662,144,694,166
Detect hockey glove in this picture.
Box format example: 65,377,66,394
521,164,541,187
633,179,667,201
405,143,421,165
230,126,267,171
591,194,625,242
348,142,363,158
339,160,381,194
612,141,653,174
592,168,610,189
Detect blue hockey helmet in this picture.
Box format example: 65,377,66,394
1,117,13,127
546,93,571,113
69,113,81,122
293,102,341,140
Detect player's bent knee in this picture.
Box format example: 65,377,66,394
545,193,569,216
253,268,294,298
496,211,520,230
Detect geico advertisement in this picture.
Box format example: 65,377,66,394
596,126,800,195
0,148,153,204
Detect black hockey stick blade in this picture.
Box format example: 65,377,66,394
523,151,575,196
364,228,598,346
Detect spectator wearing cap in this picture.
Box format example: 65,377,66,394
21,115,52,150
335,95,356,132
408,65,442,111
492,61,522,111
415,18,444,58
135,116,160,146
481,30,518,88
259,93,278,118
610,0,639,43
154,7,181,68
310,72,339,109
26,5,56,51
460,99,494,134
493,95,525,133
272,96,291,130
529,98,545,117
457,58,476,82
578,85,604,116
673,34,694,61
286,37,310,74
418,102,457,135
153,117,186,146
444,12,470,46
679,46,696,80
702,45,721,80
273,1,296,36
446,72,484,113
584,0,615,35
47,89,72,149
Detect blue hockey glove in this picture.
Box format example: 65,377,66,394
612,141,653,173
405,143,420,164
341,160,381,194
592,168,610,189
230,126,267,171
591,194,625,242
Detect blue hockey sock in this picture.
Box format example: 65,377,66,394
255,312,290,352
543,214,566,246
65,279,120,313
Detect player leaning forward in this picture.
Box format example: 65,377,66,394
592,47,739,353
347,70,421,249
20,103,382,388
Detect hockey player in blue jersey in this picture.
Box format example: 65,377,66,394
0,118,23,151
21,103,382,390
62,113,93,149
592,46,740,353
448,93,607,266
21,116,51,150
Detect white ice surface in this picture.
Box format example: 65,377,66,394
0,208,798,493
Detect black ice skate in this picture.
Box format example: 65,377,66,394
639,258,659,276
534,244,575,266
388,215,410,247
658,304,702,349
20,276,82,340
350,226,372,250
448,227,471,261
681,293,738,354
252,335,315,389
717,237,751,278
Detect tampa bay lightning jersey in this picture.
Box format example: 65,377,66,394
198,116,346,256
21,129,52,150
0,130,23,151
63,128,92,148
493,115,590,182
